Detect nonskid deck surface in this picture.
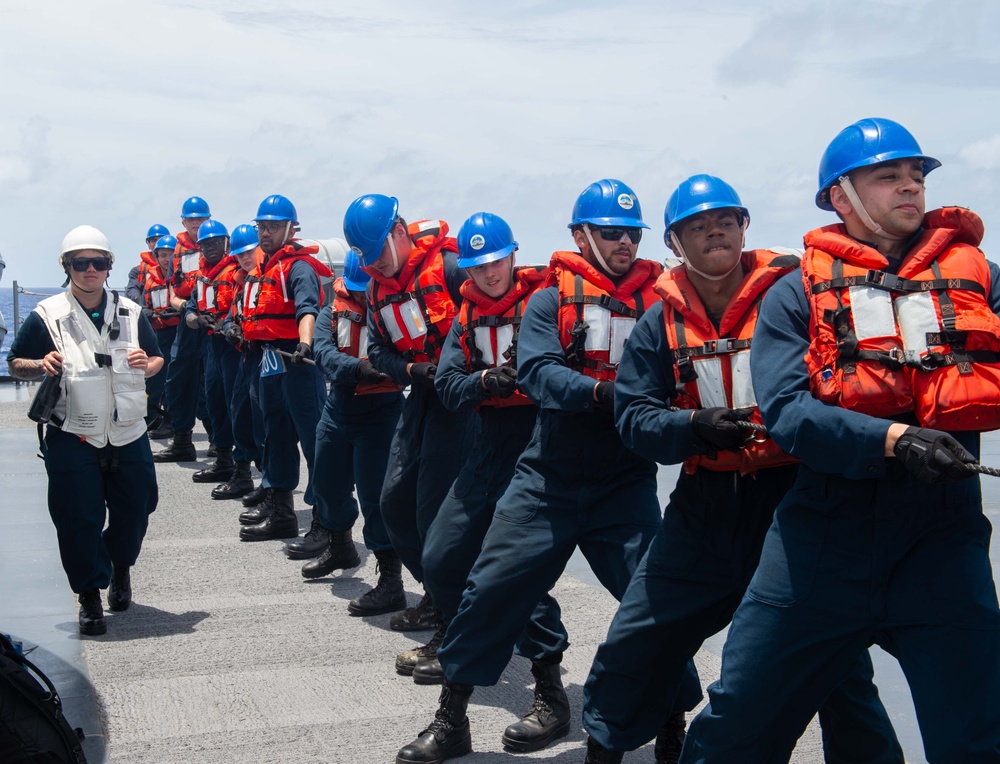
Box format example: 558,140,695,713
8,391,987,762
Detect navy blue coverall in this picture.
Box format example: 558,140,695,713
218,308,263,469
8,298,161,593
163,260,209,433
424,317,568,660
679,266,1000,764
366,251,476,584
437,286,667,687
312,304,400,549
582,301,903,761
257,259,326,505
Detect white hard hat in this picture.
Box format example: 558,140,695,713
59,225,114,266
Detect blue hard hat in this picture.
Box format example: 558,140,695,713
254,194,298,223
181,197,211,219
230,224,259,255
456,212,518,269
343,194,399,267
569,179,649,229
197,219,230,243
816,118,940,211
342,249,371,292
664,175,749,233
146,224,170,241
154,235,177,252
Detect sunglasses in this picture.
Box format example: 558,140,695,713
590,225,643,243
69,257,112,272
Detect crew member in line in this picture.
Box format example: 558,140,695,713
8,226,162,636
396,180,689,764
127,224,169,304
155,196,213,462
139,235,181,428
343,194,475,630
679,119,1000,763
296,251,405,613
581,175,902,764
188,220,239,486
401,212,572,755
238,195,330,542
216,224,264,501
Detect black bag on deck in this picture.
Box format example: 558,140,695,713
0,633,87,763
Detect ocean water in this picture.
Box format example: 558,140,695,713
0,284,65,375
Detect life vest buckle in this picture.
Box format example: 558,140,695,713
864,270,903,292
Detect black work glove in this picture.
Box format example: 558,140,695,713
290,342,313,366
690,407,754,452
195,313,215,330
409,362,437,389
594,380,615,413
893,426,977,483
141,307,155,320
355,359,388,384
224,323,244,347
482,366,518,398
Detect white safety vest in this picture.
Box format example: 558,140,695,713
34,290,148,448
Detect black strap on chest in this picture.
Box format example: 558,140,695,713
671,309,754,384
562,275,644,372
461,301,525,371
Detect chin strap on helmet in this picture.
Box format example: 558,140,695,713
386,230,400,274
670,220,747,282
836,176,906,241
583,225,618,278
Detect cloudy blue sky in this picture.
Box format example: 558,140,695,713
3,0,1000,287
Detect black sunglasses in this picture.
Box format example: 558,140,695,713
591,226,643,243
69,257,112,272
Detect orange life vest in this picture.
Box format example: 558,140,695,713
195,255,239,322
658,249,802,475
803,207,1000,431
242,241,333,342
331,278,403,396
171,231,201,299
139,256,180,329
456,265,549,409
552,251,662,382
367,220,459,364
135,250,157,296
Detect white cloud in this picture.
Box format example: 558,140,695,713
958,135,1000,171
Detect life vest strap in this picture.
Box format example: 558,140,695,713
812,270,986,297
559,293,638,319
333,309,364,324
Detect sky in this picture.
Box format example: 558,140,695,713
2,0,1000,287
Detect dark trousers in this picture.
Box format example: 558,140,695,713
145,323,176,421
204,334,235,450
258,344,326,503
437,412,664,687
680,465,1000,764
422,405,568,661
379,384,476,583
164,321,208,432
313,387,401,552
230,348,262,465
43,427,157,593
584,466,902,761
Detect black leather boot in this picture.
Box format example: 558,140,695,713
78,589,107,636
397,622,447,677
239,490,298,541
241,483,270,508
285,509,333,560
584,736,624,764
654,712,686,764
212,461,254,500
192,446,235,483
148,410,174,439
348,550,406,616
501,655,571,752
107,564,132,612
239,489,273,524
153,429,196,462
390,590,442,632
396,681,473,764
301,529,361,577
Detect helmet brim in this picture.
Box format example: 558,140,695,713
456,243,517,269
568,218,650,229
667,202,749,232
816,153,941,211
